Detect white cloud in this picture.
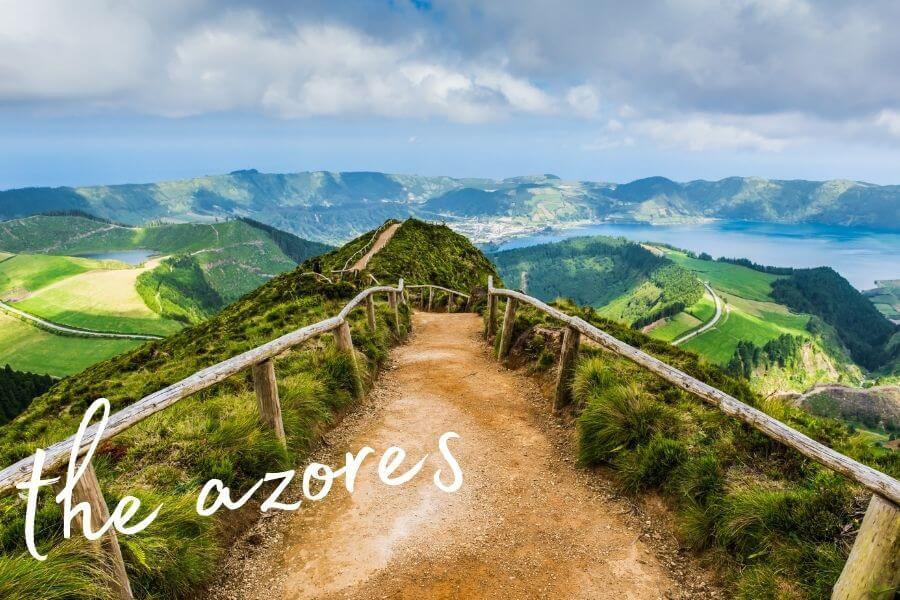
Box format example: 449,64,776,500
634,117,789,152
565,84,599,117
876,110,900,137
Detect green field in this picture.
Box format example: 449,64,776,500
646,311,702,342
13,265,183,336
0,312,141,376
664,249,782,301
0,254,117,299
864,279,900,320
682,292,810,364
646,289,716,343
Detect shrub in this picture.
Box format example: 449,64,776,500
577,381,670,465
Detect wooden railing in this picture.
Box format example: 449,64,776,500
406,284,470,312
0,279,406,599
486,276,899,599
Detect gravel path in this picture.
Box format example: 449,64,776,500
207,312,719,600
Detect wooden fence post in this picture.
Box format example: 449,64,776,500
366,294,377,332
428,287,434,312
251,359,286,447
832,493,900,599
55,464,134,600
334,321,363,398
388,292,401,333
497,298,518,361
553,326,581,410
487,292,497,338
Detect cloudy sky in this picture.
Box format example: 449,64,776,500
1,0,899,188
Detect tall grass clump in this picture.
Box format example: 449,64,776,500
508,299,900,599
0,539,114,600
577,377,671,465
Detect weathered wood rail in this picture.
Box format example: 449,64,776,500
486,276,899,599
0,279,406,599
406,284,470,313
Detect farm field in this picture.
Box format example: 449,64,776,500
664,249,783,301
646,289,716,343
12,257,183,336
645,311,702,342
0,312,140,376
0,254,118,300
682,292,810,364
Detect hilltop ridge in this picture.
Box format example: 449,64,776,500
2,170,898,243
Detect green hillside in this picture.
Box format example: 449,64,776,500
0,220,491,599
0,216,331,376
491,236,702,326
0,254,120,300
502,298,898,599
864,280,900,321
0,312,140,376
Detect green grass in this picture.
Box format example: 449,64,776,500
666,250,782,302
504,299,899,599
0,313,140,376
12,265,183,336
683,295,810,365
647,311,702,342
0,219,474,598
0,254,116,299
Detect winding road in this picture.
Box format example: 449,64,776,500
672,283,722,346
0,300,163,341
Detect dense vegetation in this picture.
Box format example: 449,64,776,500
0,366,53,426
772,268,898,370
0,219,486,599
319,219,499,293
491,236,702,327
135,256,223,324
237,217,332,263
725,334,803,379
499,298,898,599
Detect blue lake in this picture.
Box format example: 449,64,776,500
77,249,156,266
488,221,900,290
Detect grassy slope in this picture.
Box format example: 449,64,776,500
0,219,475,599
0,217,330,376
12,267,183,336
0,313,139,376
318,219,500,292
864,280,900,320
0,254,118,299
503,299,898,599
666,250,782,301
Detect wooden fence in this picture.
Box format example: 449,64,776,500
0,280,406,599
405,284,470,313
0,273,895,599
486,276,899,599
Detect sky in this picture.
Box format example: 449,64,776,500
1,0,900,189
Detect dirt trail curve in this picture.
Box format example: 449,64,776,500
350,222,401,272
672,283,722,346
209,312,715,600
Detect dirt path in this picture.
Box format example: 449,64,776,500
350,222,401,272
672,283,722,346
208,312,712,600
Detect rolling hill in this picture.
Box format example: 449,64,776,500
2,171,899,244
0,219,498,598
489,235,883,395
0,218,894,600
0,215,331,376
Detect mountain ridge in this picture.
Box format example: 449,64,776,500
2,170,898,243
